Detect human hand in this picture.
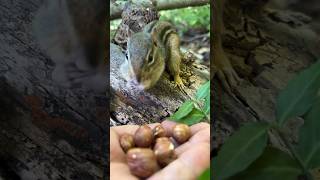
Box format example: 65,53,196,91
110,120,210,180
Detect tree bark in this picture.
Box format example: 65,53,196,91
213,6,319,152
110,0,210,20
0,0,107,179
110,43,210,126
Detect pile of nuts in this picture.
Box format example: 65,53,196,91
119,123,191,178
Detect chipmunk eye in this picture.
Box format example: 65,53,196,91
125,51,129,60
153,41,157,47
147,55,154,65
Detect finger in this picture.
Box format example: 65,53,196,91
160,121,210,155
175,126,210,155
148,142,210,180
160,120,177,137
110,162,139,180
190,122,210,135
112,123,161,136
110,128,126,162
161,121,210,137
112,125,140,136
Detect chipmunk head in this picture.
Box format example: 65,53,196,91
127,32,165,90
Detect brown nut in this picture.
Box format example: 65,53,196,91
134,125,154,147
119,133,135,152
127,148,160,178
172,124,191,143
154,137,177,166
153,125,166,138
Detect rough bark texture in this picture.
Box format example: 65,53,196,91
110,1,210,126
213,4,320,153
110,0,210,20
110,43,209,126
0,0,107,179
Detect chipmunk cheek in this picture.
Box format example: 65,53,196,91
143,80,152,89
137,79,151,90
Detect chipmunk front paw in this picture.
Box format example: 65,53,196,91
174,75,187,93
212,49,241,94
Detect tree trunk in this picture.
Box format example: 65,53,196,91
213,5,319,152
0,0,107,179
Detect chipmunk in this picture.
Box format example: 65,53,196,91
120,20,185,90
212,0,241,94
33,0,107,93
213,0,271,93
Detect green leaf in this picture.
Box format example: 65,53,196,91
196,81,210,100
204,95,210,115
198,167,210,180
230,147,302,180
213,123,270,180
178,108,205,125
276,61,320,126
170,100,194,120
296,98,320,169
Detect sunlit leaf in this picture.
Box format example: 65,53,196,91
170,100,194,120
198,167,210,180
178,108,205,125
204,95,210,115
196,81,210,100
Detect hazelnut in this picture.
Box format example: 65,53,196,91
154,137,177,166
119,133,135,152
127,148,159,178
153,125,166,138
134,125,154,147
172,124,191,143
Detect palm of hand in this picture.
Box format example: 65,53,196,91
110,120,210,180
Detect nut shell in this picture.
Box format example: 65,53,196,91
119,133,135,152
127,148,159,178
154,137,177,166
134,125,154,147
172,124,191,143
153,125,166,138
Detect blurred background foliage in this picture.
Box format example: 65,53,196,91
159,5,210,33
110,4,210,38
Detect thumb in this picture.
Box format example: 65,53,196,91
148,142,210,180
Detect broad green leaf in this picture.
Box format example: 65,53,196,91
196,81,210,100
170,100,194,120
178,108,205,125
230,147,302,180
296,98,320,169
204,95,210,115
198,167,210,180
276,61,320,125
213,123,270,180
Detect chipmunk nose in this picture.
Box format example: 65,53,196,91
136,74,141,83
137,77,141,83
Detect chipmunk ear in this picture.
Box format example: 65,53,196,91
151,32,159,47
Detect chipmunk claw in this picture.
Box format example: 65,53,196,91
212,49,242,95
174,75,187,94
215,67,241,94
